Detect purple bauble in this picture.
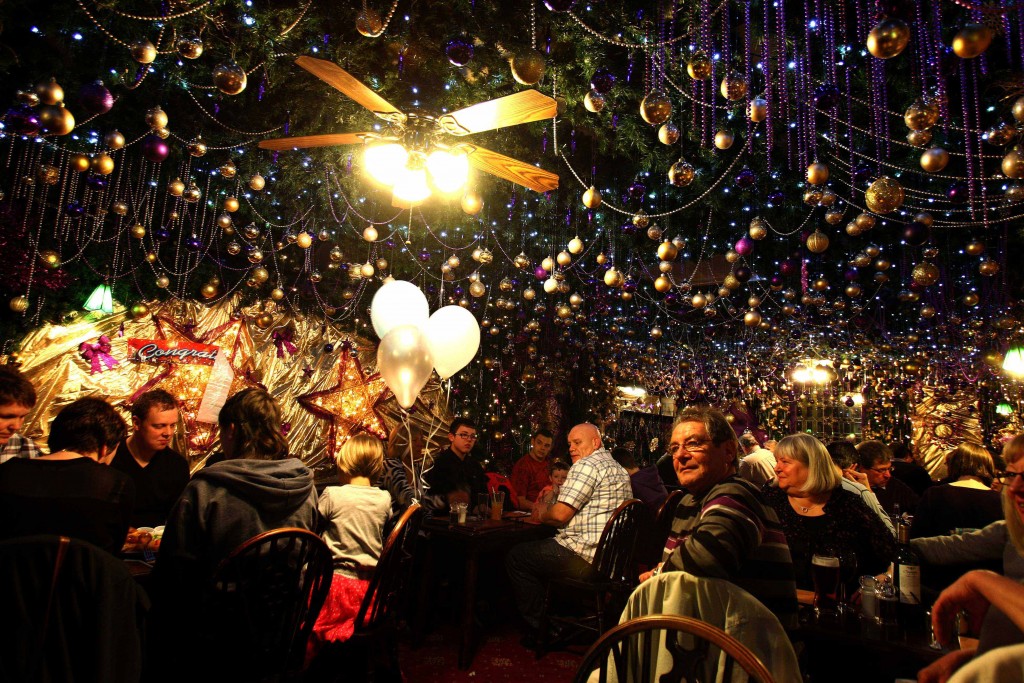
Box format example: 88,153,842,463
141,134,169,163
622,279,636,293
418,250,431,262
903,222,930,246
734,265,753,282
734,236,755,256
844,268,860,281
445,37,474,67
153,226,172,243
85,174,108,190
590,68,615,94
620,220,638,236
66,201,85,217
767,190,786,204
5,104,41,136
946,181,969,203
852,164,872,185
185,235,204,252
639,306,649,316
734,167,756,189
769,275,784,289
664,292,678,306
543,0,577,11
779,258,799,276
534,266,548,279
78,80,114,116
324,343,334,353
812,83,841,109
453,285,464,297
627,180,646,202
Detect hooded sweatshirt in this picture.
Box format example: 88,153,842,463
154,457,318,591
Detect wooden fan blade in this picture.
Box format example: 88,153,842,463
294,56,405,119
438,90,557,136
257,133,369,151
467,145,559,193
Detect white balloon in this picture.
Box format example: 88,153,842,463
370,280,429,339
423,305,481,380
377,325,434,409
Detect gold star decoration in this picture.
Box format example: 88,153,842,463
297,341,391,460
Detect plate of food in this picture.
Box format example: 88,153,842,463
122,525,164,553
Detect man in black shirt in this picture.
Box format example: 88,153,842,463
111,389,190,527
423,417,488,513
890,441,934,496
854,440,919,516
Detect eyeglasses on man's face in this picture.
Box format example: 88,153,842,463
868,464,893,474
455,432,478,440
994,471,1024,487
667,438,714,456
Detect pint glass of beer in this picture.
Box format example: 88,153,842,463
811,554,841,618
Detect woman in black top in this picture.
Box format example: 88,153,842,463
911,442,1002,539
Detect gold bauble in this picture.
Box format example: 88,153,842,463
38,104,74,136
979,259,1001,276
168,178,185,197
145,252,157,263
460,190,483,215
920,147,949,173
39,250,60,269
17,90,40,106
35,78,64,105
1002,147,1024,179
469,281,486,298
355,8,383,36
176,33,204,60
723,274,741,290
219,161,237,179
983,350,1004,368
668,159,695,187
584,90,606,113
603,267,624,287
510,49,546,86
867,18,911,59
155,275,170,289
1007,184,1024,202
640,91,672,125
543,277,558,294
632,211,650,229
875,258,891,271
846,222,864,237
217,213,233,229
714,130,734,150
582,186,602,208
963,292,980,307
212,61,247,95
70,154,91,173
812,278,829,291
845,284,863,298
523,287,536,301
255,313,274,330
658,122,680,145
362,226,379,242
654,275,672,293
130,223,146,239
952,24,994,59
595,252,607,266
907,130,933,147
568,236,584,254
360,262,375,278
986,123,1016,147
720,73,748,101
248,174,266,191
864,176,904,214
687,50,713,80
912,262,940,286
854,213,876,231
1014,96,1024,123
724,250,739,264
145,106,168,130
37,164,59,185
806,162,829,186
130,40,157,64
541,256,554,272
905,99,940,131
825,209,844,225
965,240,986,256
91,153,115,176
104,130,125,150
200,284,218,300
248,248,264,263
657,240,679,261
556,250,572,267
691,293,708,309
749,219,768,239
803,189,823,206
913,212,933,227
744,310,762,327
188,138,207,157
251,267,270,284
129,302,150,319
184,185,202,203
806,230,829,253
224,196,240,212
111,201,129,216
748,97,768,122
651,326,663,339
296,231,313,249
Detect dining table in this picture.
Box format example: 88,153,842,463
413,511,555,669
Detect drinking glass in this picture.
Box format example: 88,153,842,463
811,553,841,618
837,550,858,616
489,490,505,520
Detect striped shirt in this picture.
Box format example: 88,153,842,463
556,448,633,564
662,475,798,629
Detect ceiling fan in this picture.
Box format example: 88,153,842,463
258,56,560,207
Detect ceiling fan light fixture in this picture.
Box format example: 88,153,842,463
364,142,407,185
392,165,431,205
426,149,470,194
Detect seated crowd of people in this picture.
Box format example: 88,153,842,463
3,358,1024,682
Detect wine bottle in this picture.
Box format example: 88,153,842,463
893,520,924,631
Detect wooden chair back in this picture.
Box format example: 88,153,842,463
573,614,776,683
209,527,333,679
353,503,425,635
591,499,647,585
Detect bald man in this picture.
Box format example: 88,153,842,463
505,422,632,646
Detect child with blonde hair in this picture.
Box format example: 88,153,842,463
308,433,393,653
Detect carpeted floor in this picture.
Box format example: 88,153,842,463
399,621,584,683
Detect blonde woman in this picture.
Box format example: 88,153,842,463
309,433,393,651
911,442,1002,540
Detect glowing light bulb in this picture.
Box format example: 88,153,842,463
363,142,407,185
392,165,431,204
426,149,470,194
1004,347,1024,378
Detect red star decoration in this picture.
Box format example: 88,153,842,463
297,342,391,459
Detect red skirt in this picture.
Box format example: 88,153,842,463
306,572,370,662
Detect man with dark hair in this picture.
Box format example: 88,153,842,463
826,440,895,536
854,439,919,516
642,406,798,629
611,446,668,511
890,441,934,496
424,417,488,512
510,427,554,511
0,365,40,464
111,389,191,527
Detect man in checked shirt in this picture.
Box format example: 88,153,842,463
506,422,632,647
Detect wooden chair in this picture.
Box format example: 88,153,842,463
305,503,425,683
206,527,333,682
539,499,648,653
573,614,776,683
0,535,149,683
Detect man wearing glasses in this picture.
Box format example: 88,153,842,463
424,417,488,512
640,406,798,629
854,440,919,517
